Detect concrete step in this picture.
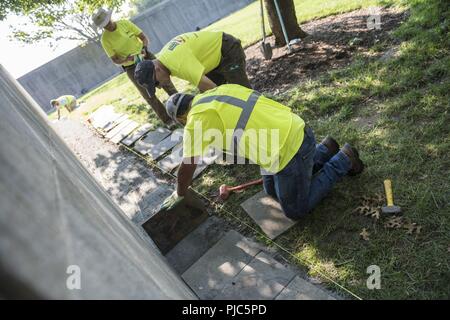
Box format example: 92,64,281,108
276,276,336,300
180,229,337,300
182,230,263,299
215,251,296,300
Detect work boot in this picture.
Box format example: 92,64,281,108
321,136,340,155
341,143,364,176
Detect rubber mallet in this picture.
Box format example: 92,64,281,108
219,178,263,200
381,179,401,214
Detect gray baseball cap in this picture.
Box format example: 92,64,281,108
135,60,157,97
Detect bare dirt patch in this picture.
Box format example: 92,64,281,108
245,7,408,94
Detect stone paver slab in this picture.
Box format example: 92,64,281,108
165,216,226,274
241,190,297,239
96,112,123,130
121,123,153,147
102,114,128,132
105,119,134,140
216,251,296,300
275,276,336,300
133,127,171,155
89,105,115,128
148,129,183,160
157,144,183,172
88,104,113,119
110,121,139,144
174,148,218,179
182,230,262,300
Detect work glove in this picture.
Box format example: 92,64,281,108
160,190,184,211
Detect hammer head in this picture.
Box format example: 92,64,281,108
381,205,401,214
219,184,230,200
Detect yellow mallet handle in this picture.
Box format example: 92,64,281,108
384,179,394,206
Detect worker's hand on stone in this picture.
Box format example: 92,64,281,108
160,190,184,211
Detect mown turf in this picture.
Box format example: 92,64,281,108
193,0,450,299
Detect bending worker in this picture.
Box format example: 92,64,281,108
50,95,77,120
160,84,364,219
92,8,177,126
134,30,251,96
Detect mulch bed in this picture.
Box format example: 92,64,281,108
245,7,409,94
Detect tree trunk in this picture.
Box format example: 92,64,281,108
264,0,307,47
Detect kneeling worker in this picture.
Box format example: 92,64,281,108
50,95,77,120
134,30,251,97
160,84,364,220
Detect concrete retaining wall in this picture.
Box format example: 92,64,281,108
0,65,196,299
17,0,253,113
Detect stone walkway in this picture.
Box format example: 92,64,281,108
52,117,339,300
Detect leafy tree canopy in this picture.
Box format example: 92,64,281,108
3,0,126,46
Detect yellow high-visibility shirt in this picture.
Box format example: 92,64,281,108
101,20,143,67
182,84,305,173
156,31,223,87
55,95,76,109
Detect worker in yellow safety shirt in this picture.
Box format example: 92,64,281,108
92,8,178,126
134,31,252,97
50,95,77,120
160,84,364,220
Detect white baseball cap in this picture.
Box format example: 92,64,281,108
92,8,112,29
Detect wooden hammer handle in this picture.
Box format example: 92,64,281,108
229,178,263,191
384,179,394,206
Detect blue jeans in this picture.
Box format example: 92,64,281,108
263,128,351,220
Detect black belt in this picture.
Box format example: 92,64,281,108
122,63,136,71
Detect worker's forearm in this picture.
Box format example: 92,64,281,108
177,160,197,196
198,75,217,93
139,33,149,48
142,36,149,48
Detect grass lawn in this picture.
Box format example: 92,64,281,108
54,0,449,299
